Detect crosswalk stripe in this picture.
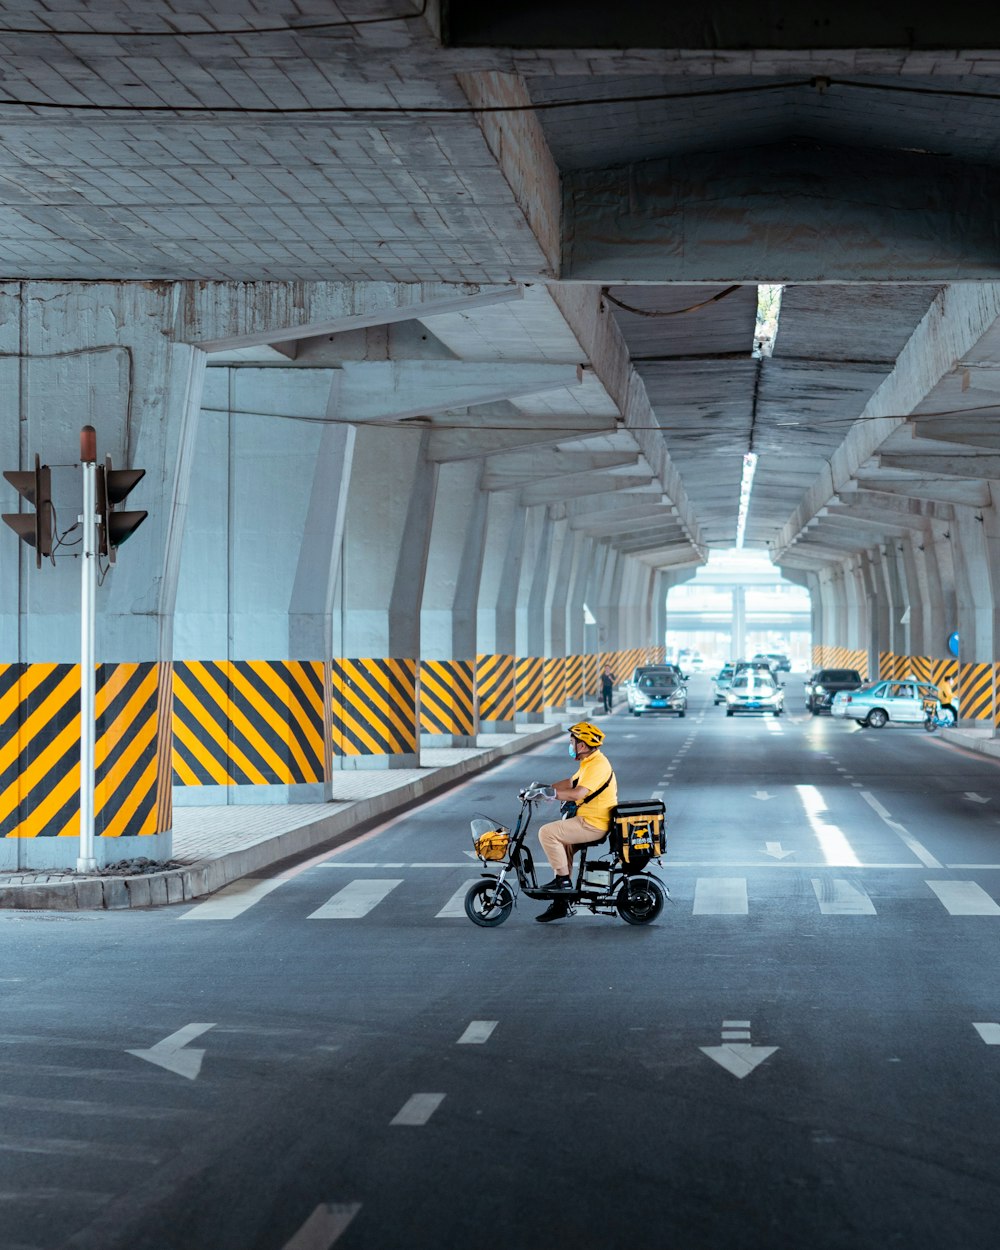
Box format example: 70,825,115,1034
180,878,286,920
693,878,748,915
307,879,403,919
390,1093,445,1126
812,878,876,915
435,882,479,918
926,880,1000,916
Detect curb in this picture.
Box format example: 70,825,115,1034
0,724,562,912
939,727,1000,761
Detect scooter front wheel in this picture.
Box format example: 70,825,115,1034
465,880,515,927
924,717,937,733
616,876,665,925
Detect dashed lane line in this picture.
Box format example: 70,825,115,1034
390,1094,445,1126
859,791,943,868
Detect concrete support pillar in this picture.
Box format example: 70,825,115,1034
476,494,526,732
567,533,596,706
522,509,555,724
843,557,868,665
420,459,487,746
0,283,207,867
951,504,1000,728
732,585,747,661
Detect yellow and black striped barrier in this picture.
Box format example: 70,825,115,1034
476,653,515,723
331,658,417,757
927,657,958,688
544,657,566,709
515,656,544,714
0,661,165,840
960,661,993,721
174,659,326,783
420,659,475,736
565,654,583,703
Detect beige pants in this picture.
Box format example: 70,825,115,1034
538,815,606,877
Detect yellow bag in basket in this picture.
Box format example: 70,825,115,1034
475,830,510,861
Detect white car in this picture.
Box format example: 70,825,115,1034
725,671,784,717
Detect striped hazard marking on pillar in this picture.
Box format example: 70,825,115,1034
419,660,475,736
543,657,566,708
960,662,993,722
476,654,514,723
515,657,544,713
173,660,325,784
331,658,417,757
1,661,164,839
565,655,584,702
582,653,598,698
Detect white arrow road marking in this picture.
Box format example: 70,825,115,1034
700,1020,778,1079
764,842,794,859
283,1203,361,1249
752,791,775,801
973,1023,1000,1044
965,793,990,804
126,1023,215,1080
391,1093,445,1126
457,1020,498,1044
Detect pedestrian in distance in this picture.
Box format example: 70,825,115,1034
601,665,614,713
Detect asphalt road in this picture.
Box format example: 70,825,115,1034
4,674,1000,1250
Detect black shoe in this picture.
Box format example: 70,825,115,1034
539,876,573,892
535,900,570,923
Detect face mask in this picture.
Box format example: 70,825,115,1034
568,742,578,757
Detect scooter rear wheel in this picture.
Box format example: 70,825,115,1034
616,877,665,925
465,880,514,927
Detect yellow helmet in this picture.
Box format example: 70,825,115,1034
569,721,605,748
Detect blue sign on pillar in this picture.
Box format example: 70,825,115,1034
947,631,960,658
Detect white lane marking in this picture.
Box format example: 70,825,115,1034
752,791,775,801
435,883,479,918
926,880,1000,916
125,1023,215,1080
308,880,403,919
765,719,782,732
973,1023,1000,1044
317,862,381,868
180,879,286,920
965,793,990,804
811,878,876,915
797,785,860,866
282,1202,361,1249
391,1093,445,1126
948,864,1000,869
693,878,748,915
763,842,793,859
859,791,943,867
651,790,664,802
457,1021,498,1044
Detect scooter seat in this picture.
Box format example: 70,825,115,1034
576,832,608,849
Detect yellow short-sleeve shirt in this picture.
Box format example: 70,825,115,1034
575,749,618,833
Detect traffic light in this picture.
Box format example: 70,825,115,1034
97,455,147,562
2,453,54,568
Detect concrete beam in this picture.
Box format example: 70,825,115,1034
906,416,1000,450
562,143,1000,282
575,510,680,538
855,475,992,508
825,505,930,533
331,362,583,423
837,488,956,523
181,281,524,352
426,413,617,462
519,473,653,506
878,452,1000,479
482,450,638,490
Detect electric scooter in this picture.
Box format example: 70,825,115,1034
464,784,668,927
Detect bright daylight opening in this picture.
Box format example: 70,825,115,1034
736,285,785,548
796,784,861,866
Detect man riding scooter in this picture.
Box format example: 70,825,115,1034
534,722,618,923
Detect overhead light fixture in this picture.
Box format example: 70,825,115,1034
735,451,758,549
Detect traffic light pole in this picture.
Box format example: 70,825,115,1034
78,426,98,873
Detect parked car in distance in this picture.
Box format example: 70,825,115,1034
734,658,776,678
804,667,864,714
725,670,784,716
712,663,736,705
631,670,687,717
830,678,943,728
678,648,705,672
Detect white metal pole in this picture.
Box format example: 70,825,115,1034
78,425,98,873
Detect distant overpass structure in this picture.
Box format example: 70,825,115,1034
666,551,811,664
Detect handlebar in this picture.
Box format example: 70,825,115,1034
518,784,557,802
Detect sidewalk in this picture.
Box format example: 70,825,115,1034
0,721,569,912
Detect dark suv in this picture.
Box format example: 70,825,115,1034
805,667,864,714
